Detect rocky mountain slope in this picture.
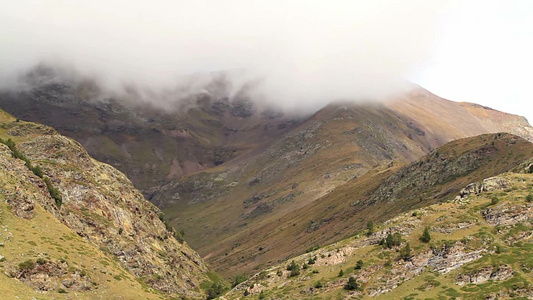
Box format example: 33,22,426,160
2,66,533,280
0,109,218,299
0,65,303,198
190,133,533,277
223,167,533,299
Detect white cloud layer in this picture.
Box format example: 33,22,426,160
0,0,452,111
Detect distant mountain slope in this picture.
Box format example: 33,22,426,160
0,109,216,299
0,66,303,197
1,67,533,280
189,133,533,277
224,170,533,299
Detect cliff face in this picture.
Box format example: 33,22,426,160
0,109,212,298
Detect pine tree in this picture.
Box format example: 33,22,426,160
344,277,360,291
366,220,374,236
355,260,364,270
419,226,431,243
399,243,411,260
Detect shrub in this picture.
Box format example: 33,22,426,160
338,269,344,277
36,258,46,265
526,194,533,202
258,290,265,300
58,289,67,294
31,165,44,178
305,245,320,253
383,233,402,249
44,177,62,208
287,261,300,277
18,259,35,270
314,281,323,288
307,256,317,265
399,243,411,261
118,228,123,235
366,220,374,236
490,197,500,205
206,283,225,299
355,260,364,270
344,277,361,291
420,226,431,243
232,274,247,288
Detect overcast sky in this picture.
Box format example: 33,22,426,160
0,0,531,121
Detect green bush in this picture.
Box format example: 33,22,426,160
231,274,247,288
287,261,300,277
338,269,344,277
314,281,323,288
44,177,62,208
419,226,431,243
31,165,43,178
490,197,500,205
355,260,364,270
399,243,411,261
381,232,402,249
366,220,374,236
526,194,533,202
344,277,361,291
206,282,225,299
18,259,35,270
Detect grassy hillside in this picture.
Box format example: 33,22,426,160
224,171,533,299
174,133,533,278
0,109,218,299
2,71,533,281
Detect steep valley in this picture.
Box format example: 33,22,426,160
1,69,533,282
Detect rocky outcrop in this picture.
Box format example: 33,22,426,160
482,203,532,226
6,258,94,292
456,265,514,285
0,114,211,298
459,176,511,198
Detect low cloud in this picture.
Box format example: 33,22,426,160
0,0,453,111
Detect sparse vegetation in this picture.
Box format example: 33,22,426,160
344,277,361,291
231,274,247,288
399,243,411,261
355,260,363,270
44,176,62,208
206,282,225,299
18,259,35,271
420,226,431,243
286,261,300,277
526,194,533,202
380,232,402,249
0,138,63,207
366,220,374,236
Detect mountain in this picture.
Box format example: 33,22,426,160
1,66,533,280
0,109,218,299
182,133,533,277
223,160,533,299
0,65,303,198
